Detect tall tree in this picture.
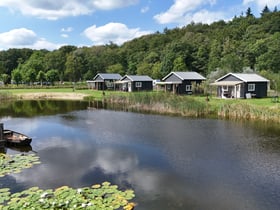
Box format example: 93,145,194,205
46,69,59,85
11,68,23,86
65,52,83,82
261,5,271,16
246,7,253,17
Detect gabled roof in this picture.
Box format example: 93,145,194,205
162,71,206,81
121,75,153,82
93,73,122,81
216,73,269,82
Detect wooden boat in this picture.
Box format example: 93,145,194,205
3,130,32,146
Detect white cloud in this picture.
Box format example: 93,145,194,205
83,22,152,45
187,10,225,24
243,0,280,9
0,28,37,45
154,0,215,24
61,34,69,38
61,27,73,39
0,0,138,20
141,6,149,13
0,28,63,50
61,27,73,32
92,0,138,10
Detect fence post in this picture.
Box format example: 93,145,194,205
0,123,3,140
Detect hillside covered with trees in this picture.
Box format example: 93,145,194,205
0,7,279,91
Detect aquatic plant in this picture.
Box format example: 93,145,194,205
0,153,41,177
0,153,135,209
0,182,135,210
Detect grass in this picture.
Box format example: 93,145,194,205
1,88,280,123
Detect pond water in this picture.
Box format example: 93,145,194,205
0,100,280,210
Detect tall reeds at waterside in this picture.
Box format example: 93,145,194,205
218,102,280,123
107,92,209,117
0,91,14,100
106,92,280,123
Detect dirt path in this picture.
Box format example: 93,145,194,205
16,92,88,100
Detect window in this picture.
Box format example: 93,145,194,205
248,83,255,91
105,81,113,88
135,82,142,88
186,85,192,91
222,86,228,91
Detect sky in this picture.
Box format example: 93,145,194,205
0,0,280,51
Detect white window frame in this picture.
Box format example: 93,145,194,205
248,83,255,92
186,85,192,91
135,82,142,88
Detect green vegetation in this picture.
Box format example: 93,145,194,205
0,7,279,92
1,88,279,123
0,153,41,177
0,91,14,100
104,91,280,123
0,182,135,210
0,152,135,209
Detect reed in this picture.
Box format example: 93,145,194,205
105,92,280,123
218,102,280,123
0,91,15,100
106,92,209,117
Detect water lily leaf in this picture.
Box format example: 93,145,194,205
0,153,41,177
0,182,135,209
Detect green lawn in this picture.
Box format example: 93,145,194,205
3,88,278,107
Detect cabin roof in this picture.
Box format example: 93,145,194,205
121,75,153,81
93,73,122,81
216,73,269,83
162,71,206,81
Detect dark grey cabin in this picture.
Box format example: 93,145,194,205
87,73,122,90
160,71,206,94
212,73,269,98
118,75,153,92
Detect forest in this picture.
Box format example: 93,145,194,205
0,6,279,91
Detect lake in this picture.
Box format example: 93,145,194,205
0,100,279,210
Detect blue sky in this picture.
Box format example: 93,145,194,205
0,0,279,51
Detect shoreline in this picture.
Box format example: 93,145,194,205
15,92,88,100
11,91,280,124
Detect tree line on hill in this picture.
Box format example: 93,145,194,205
0,6,279,91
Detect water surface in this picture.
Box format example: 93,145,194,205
0,100,279,210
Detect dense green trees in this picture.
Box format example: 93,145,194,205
0,7,279,90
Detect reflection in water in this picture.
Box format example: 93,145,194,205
0,100,88,118
0,105,279,210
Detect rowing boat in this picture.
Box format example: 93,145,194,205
3,130,32,146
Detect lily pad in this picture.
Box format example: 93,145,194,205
0,153,41,177
0,183,135,209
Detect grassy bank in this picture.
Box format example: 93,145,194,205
0,91,15,100
104,92,280,123
1,88,280,123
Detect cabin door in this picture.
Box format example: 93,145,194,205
236,84,241,98
128,82,132,92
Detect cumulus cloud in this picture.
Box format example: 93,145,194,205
154,0,224,25
188,10,225,24
0,28,37,45
92,0,138,10
243,0,280,9
0,28,62,50
0,0,138,20
83,22,152,45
